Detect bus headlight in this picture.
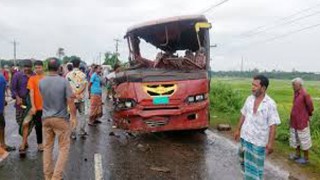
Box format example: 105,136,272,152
116,99,136,110
125,101,133,108
195,94,204,101
187,94,206,103
188,96,195,103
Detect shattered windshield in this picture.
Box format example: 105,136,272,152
126,16,211,71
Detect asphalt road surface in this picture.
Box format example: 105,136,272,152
0,103,289,180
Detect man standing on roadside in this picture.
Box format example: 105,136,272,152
66,57,88,139
88,65,103,126
234,75,281,180
289,77,313,164
40,58,77,180
11,60,34,152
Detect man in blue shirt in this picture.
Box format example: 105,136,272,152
0,74,15,152
88,65,103,126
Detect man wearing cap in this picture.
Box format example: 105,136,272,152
10,59,34,152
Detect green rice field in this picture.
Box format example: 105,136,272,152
209,77,320,170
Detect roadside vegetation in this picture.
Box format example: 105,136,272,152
210,77,320,171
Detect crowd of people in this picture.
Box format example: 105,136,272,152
0,58,119,179
0,59,315,180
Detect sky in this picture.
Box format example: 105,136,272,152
0,0,320,72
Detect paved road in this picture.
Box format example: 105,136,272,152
0,103,289,180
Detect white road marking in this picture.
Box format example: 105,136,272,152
94,153,104,180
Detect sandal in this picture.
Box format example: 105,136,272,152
80,134,87,139
88,123,96,126
5,146,16,152
94,120,102,124
295,157,309,165
289,153,300,160
38,145,44,152
79,132,88,138
19,147,26,156
70,133,77,140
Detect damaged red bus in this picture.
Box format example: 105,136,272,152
112,15,212,132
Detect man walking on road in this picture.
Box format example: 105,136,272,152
27,60,45,152
11,60,34,152
289,77,313,164
234,75,281,180
40,58,77,180
66,57,88,139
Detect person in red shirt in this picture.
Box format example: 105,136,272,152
289,77,314,164
1,69,9,83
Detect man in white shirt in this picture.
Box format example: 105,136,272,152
234,75,281,180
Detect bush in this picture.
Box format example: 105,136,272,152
310,111,320,155
210,82,245,113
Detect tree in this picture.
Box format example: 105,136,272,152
103,52,120,67
252,68,259,74
61,55,81,64
0,60,14,67
62,56,71,64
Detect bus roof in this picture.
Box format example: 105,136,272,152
126,14,207,33
125,15,210,52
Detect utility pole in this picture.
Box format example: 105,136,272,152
241,56,244,72
113,38,121,56
12,40,18,66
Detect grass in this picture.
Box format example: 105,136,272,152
209,77,320,172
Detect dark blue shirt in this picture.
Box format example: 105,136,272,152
0,75,7,114
11,71,31,99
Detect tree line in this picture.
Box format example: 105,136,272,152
211,70,320,81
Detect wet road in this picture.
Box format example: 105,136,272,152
0,103,289,180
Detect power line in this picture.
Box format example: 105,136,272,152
218,22,320,55
259,22,320,44
220,7,320,50
201,0,230,14
209,2,320,51
238,3,320,37
241,10,320,38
